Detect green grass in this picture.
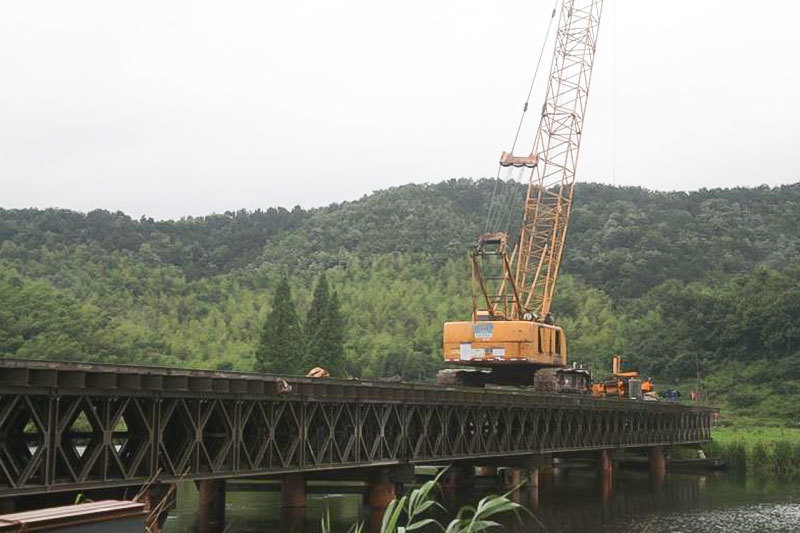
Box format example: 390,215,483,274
712,426,800,446
705,425,800,477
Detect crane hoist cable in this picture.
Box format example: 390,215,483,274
484,1,559,235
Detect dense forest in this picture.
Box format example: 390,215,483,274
1,180,799,424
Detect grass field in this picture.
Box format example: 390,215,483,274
705,424,800,476
712,426,800,446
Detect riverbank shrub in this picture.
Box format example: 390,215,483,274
703,439,800,477
750,442,770,475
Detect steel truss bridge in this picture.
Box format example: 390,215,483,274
0,360,714,498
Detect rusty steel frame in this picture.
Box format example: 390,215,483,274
0,360,714,497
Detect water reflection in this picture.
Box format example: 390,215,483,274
164,470,800,533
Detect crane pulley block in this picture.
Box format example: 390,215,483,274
499,151,538,168
476,232,509,253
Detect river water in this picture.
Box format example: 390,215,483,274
163,470,800,532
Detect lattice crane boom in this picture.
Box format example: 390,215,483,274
440,0,604,387
514,0,603,320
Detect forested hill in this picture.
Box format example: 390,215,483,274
1,180,799,423
3,180,798,294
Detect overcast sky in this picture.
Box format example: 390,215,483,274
1,1,798,220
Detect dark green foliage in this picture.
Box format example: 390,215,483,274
773,441,794,476
255,277,304,374
304,274,345,375
1,180,799,422
703,441,748,475
703,439,800,478
0,267,172,365
750,442,770,475
0,206,306,280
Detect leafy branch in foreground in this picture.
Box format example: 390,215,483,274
444,487,533,533
379,467,532,533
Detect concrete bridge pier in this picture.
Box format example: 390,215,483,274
598,449,614,505
475,465,499,483
439,464,473,511
367,466,412,533
281,473,307,508
440,464,475,492
530,454,553,503
280,473,307,532
527,468,540,508
649,446,666,485
196,479,226,532
280,506,307,533
495,455,550,505
598,449,614,478
367,468,397,510
503,467,522,502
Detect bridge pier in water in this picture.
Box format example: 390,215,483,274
649,446,666,485
196,479,226,528
280,473,307,508
367,468,397,510
598,449,615,505
440,464,475,492
527,467,540,508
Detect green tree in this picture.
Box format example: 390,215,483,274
255,277,304,374
305,273,345,375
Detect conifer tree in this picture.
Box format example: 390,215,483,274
305,273,345,375
255,277,304,374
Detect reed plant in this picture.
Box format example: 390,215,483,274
322,467,531,533
703,439,800,477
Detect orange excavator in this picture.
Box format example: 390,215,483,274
437,0,604,391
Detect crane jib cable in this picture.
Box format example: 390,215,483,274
484,1,559,235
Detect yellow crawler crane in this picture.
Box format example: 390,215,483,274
439,0,603,389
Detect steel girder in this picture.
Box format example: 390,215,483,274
0,360,715,497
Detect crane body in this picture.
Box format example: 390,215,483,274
439,0,603,389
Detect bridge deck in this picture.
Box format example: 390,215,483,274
0,359,715,497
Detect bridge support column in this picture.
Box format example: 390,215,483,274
527,468,539,508
367,468,397,510
538,461,554,493
441,464,474,491
281,473,307,508
196,479,226,529
280,507,307,532
367,468,400,533
503,467,522,502
598,449,613,478
475,465,498,486
598,449,614,505
649,446,666,485
476,466,497,477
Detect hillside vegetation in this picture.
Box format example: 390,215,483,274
1,180,799,424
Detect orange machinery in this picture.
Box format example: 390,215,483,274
591,356,655,399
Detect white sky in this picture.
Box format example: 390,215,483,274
1,1,798,220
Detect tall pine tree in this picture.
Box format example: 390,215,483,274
255,277,304,374
305,273,345,375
